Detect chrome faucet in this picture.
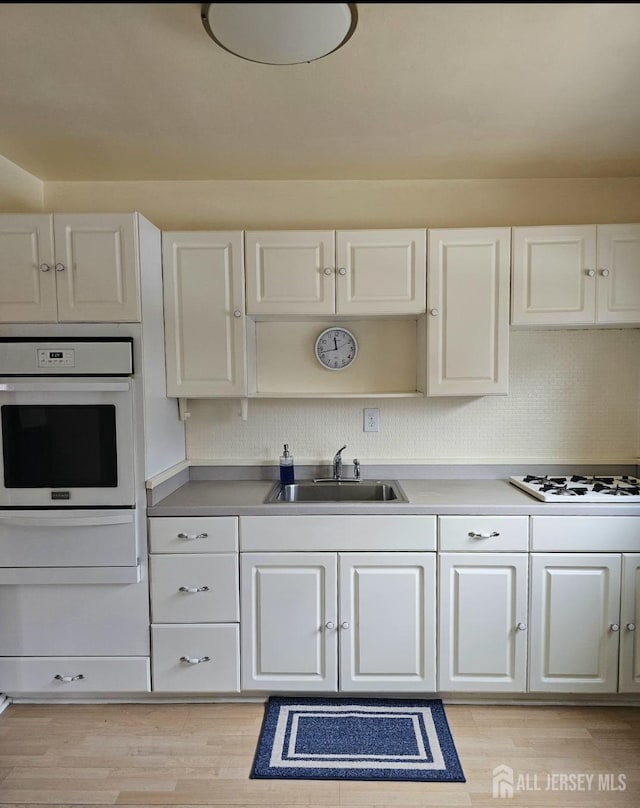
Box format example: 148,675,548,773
353,458,361,481
333,445,347,480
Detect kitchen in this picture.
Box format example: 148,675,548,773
1,3,640,805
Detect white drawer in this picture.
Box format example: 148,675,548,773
151,624,240,693
240,515,436,551
149,516,238,553
0,657,150,695
150,554,239,623
439,516,529,551
532,516,640,551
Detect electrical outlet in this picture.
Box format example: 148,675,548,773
363,408,379,433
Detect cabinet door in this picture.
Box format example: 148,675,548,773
53,213,141,322
240,552,338,691
0,214,57,322
529,553,621,693
339,552,436,692
511,225,596,325
335,230,426,315
619,554,640,693
427,227,510,395
438,553,528,692
162,231,247,397
596,224,640,324
245,230,335,315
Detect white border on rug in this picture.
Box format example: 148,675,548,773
269,703,446,770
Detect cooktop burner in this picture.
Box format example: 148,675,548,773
510,475,640,502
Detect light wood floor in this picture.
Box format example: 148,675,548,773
0,701,639,807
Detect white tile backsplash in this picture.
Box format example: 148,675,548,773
185,329,640,465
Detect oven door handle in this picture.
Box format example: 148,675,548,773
0,381,130,393
0,514,134,527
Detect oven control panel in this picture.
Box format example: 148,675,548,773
37,349,75,368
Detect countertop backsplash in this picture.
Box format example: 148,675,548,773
184,329,640,466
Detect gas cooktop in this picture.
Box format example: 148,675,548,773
510,475,640,502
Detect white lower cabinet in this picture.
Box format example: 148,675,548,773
148,516,240,693
240,551,436,692
620,554,640,692
438,553,528,692
529,553,622,693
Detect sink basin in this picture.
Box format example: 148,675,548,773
264,480,409,503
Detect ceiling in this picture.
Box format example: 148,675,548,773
2,3,640,182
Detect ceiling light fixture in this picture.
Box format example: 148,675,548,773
201,3,358,65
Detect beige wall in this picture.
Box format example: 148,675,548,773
0,156,43,212
44,177,640,231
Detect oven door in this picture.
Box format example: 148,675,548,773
0,379,135,507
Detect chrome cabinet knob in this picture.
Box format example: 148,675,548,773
627,623,636,631
430,308,439,316
599,268,610,277
585,269,595,277
516,622,527,631
340,621,350,630
610,623,620,632
55,262,66,272
233,310,242,318
325,621,336,630
338,267,347,276
323,267,333,275
39,263,51,272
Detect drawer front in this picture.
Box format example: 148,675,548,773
150,554,239,623
149,517,238,553
0,657,150,694
439,516,529,552
240,515,436,551
151,624,240,693
0,511,137,567
532,516,640,552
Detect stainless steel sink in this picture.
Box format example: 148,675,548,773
264,480,409,503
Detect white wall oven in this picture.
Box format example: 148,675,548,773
0,338,135,508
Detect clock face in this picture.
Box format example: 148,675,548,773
314,327,358,371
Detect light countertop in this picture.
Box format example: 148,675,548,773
147,478,640,517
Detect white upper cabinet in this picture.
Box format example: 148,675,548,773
511,224,640,326
245,229,426,316
427,227,511,396
0,213,142,323
162,231,247,398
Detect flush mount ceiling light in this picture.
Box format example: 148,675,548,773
201,3,358,65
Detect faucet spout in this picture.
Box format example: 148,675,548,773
333,445,347,480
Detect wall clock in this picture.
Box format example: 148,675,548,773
314,327,358,371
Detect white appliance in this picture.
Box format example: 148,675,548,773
0,339,135,508
510,474,640,502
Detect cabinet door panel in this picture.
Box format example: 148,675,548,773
427,227,510,395
620,554,640,692
162,231,247,397
241,553,337,691
336,230,426,315
54,213,140,322
596,224,640,324
339,552,436,692
529,553,621,692
245,231,335,315
511,225,596,325
0,214,57,322
438,553,528,692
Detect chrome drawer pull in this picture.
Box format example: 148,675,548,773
468,531,500,539
178,585,210,594
180,656,210,665
176,532,208,540
54,673,85,683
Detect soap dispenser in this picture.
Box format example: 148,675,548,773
279,443,295,484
